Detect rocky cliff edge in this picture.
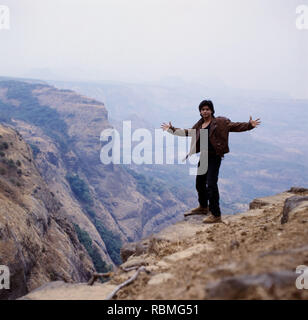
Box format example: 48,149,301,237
0,124,94,300
19,187,308,300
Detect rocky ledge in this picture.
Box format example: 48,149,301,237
20,187,308,300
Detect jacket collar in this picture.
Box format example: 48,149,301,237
198,117,217,137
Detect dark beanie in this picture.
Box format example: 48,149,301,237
198,100,215,115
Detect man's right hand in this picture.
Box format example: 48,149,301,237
161,121,172,131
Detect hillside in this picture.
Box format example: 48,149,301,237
0,78,192,273
49,79,308,214
20,188,308,300
0,124,94,300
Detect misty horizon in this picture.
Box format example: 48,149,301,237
0,0,307,99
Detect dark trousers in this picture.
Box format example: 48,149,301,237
196,154,222,217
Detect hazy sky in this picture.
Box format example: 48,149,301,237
0,0,307,98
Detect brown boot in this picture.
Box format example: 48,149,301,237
202,215,222,224
184,206,208,216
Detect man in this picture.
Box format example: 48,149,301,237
161,100,261,223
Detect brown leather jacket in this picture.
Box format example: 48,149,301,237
167,116,254,158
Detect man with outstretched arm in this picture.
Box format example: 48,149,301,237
161,100,261,223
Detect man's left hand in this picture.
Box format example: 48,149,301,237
249,116,261,128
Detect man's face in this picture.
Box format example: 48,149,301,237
200,105,212,118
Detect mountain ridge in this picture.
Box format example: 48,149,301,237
0,79,193,288
0,124,94,300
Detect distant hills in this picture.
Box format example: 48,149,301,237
48,79,308,213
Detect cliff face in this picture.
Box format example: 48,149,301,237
0,79,190,271
19,188,308,300
50,80,308,215
0,125,94,300
29,84,188,240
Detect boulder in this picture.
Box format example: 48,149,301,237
287,187,308,194
281,196,308,224
249,199,269,210
205,271,297,299
120,240,149,262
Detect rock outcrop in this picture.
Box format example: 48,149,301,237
0,125,94,300
20,188,308,300
0,79,191,270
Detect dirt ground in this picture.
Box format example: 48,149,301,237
110,190,308,300
20,189,308,300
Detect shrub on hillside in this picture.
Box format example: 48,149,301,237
73,223,110,273
66,174,93,206
94,219,122,265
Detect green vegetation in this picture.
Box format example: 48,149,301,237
0,81,125,268
65,173,122,265
124,167,166,196
0,156,22,177
0,151,5,157
85,205,96,219
7,159,16,169
0,142,9,150
93,219,122,265
66,174,93,206
9,178,21,186
29,143,40,159
73,223,110,273
0,81,70,153
66,173,121,265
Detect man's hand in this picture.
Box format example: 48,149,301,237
161,121,172,131
249,116,261,128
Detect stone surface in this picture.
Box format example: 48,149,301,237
148,273,174,286
19,281,117,300
152,221,208,242
110,188,308,300
0,80,193,277
281,195,308,224
249,193,291,210
120,240,149,262
0,125,93,300
287,187,308,194
205,271,297,299
163,244,212,263
120,256,147,269
16,188,308,300
120,242,138,263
